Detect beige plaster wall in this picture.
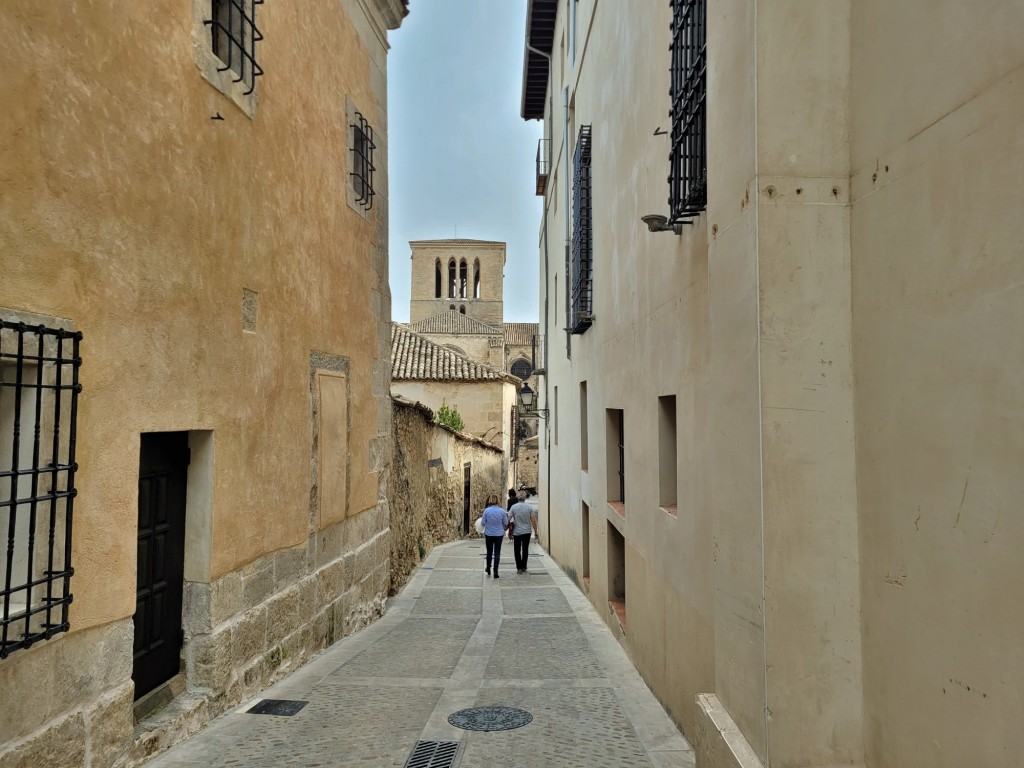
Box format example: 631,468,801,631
534,0,716,739
850,2,1024,765
416,333,493,366
390,379,515,454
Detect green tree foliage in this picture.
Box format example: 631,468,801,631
435,401,465,432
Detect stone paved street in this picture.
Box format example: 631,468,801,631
144,540,695,768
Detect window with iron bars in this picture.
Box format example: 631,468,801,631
206,0,264,96
668,0,707,220
350,112,377,212
570,125,593,335
0,321,82,659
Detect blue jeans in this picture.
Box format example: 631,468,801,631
484,535,504,575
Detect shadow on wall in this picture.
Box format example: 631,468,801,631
389,397,504,594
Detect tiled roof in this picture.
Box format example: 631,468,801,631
409,310,503,335
504,323,539,346
391,324,506,382
409,238,505,246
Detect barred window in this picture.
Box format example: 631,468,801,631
1,321,82,658
570,125,593,335
668,0,707,220
206,0,264,96
350,112,377,213
510,359,534,380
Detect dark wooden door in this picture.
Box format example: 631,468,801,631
463,463,471,534
133,432,189,700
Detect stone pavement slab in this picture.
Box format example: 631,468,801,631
144,540,694,768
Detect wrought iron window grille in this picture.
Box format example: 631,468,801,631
0,321,82,659
206,0,264,96
350,112,377,212
571,125,593,335
668,0,707,221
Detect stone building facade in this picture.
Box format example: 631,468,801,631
0,0,406,765
402,239,542,491
522,1,1023,767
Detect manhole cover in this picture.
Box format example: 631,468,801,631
447,705,533,732
246,699,308,716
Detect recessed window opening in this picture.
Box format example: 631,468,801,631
434,259,442,298
581,501,590,583
510,358,533,380
207,0,264,95
607,522,626,628
459,305,466,314
659,396,678,510
448,260,457,298
579,380,588,470
459,260,468,298
350,111,376,212
606,409,624,505
473,260,481,298
0,321,81,659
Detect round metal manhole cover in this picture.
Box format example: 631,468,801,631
447,706,533,732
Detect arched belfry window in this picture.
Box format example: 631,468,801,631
473,259,481,299
434,259,442,298
449,304,456,311
459,260,468,299
460,305,466,314
448,259,456,298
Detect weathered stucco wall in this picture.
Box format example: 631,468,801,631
389,398,505,595
0,0,405,764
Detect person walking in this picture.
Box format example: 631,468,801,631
507,488,518,511
509,490,538,574
481,494,509,579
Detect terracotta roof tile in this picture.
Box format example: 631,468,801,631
409,310,503,335
504,322,539,346
391,324,507,382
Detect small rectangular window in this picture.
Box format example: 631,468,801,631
606,408,624,505
207,0,264,95
658,396,677,511
350,111,377,213
579,380,588,470
1,320,82,658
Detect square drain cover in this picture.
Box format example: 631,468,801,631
403,740,461,768
246,699,308,716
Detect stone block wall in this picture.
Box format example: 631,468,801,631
390,397,505,594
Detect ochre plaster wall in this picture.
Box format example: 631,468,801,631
0,0,403,763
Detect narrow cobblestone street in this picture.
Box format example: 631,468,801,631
144,539,694,767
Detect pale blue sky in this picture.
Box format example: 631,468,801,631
387,0,543,323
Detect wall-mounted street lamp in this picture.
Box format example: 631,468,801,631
519,382,549,418
641,213,692,235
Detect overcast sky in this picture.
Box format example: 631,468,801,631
387,1,544,323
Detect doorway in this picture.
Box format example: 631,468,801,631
462,463,471,534
133,432,189,700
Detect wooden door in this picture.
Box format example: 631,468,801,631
132,432,188,700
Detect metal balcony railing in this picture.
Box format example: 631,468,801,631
535,138,550,196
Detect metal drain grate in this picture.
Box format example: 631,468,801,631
448,705,533,731
403,740,462,768
246,699,308,716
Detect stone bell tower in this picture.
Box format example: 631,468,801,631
408,239,506,326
